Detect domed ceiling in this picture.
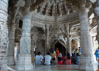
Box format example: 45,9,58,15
36,0,79,16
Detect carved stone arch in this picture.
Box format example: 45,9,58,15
51,39,66,56
51,40,66,48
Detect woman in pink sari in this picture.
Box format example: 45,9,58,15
64,53,71,65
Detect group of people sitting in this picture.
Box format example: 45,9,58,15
35,50,80,65
35,52,52,65
56,53,80,65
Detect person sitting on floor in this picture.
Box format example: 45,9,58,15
44,52,52,65
95,47,99,61
58,53,63,65
71,54,76,64
64,53,71,65
75,49,79,56
50,51,56,63
35,52,43,65
75,53,80,65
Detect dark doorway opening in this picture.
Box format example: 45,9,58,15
55,42,66,57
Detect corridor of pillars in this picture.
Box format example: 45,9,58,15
0,0,99,71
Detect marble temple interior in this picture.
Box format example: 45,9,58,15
0,0,99,71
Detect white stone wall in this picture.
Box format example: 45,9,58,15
0,0,8,71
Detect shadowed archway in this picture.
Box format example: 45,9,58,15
55,42,66,57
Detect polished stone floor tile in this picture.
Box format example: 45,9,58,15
8,65,79,71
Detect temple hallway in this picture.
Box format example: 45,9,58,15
8,65,79,71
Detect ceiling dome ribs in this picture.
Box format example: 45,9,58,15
36,0,78,17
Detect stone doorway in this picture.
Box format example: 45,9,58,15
55,42,66,57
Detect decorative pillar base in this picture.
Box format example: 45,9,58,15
1,63,7,71
0,59,7,71
7,55,14,65
16,54,33,70
79,57,98,71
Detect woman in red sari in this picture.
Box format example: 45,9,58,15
58,53,63,65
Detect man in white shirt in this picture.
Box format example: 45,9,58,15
35,52,43,65
40,53,43,61
44,52,52,65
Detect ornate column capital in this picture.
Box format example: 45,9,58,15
23,12,31,19
79,8,89,17
46,24,50,29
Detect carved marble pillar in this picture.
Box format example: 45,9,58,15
45,24,50,53
77,37,80,48
0,0,8,71
31,36,35,63
67,37,71,55
95,3,99,44
66,25,71,55
17,13,33,70
79,8,97,71
15,42,20,62
7,24,15,65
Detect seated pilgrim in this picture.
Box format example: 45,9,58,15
44,52,52,65
35,52,43,65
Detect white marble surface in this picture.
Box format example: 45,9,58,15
8,65,79,71
20,37,31,54
7,56,14,65
20,13,31,54
7,39,15,65
17,13,33,70
7,24,15,65
16,54,33,70
79,8,98,71
0,0,8,71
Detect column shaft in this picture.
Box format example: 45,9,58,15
95,7,99,44
45,24,50,53
0,0,8,71
79,8,97,71
17,13,33,70
31,37,35,63
67,37,71,55
20,14,31,54
15,42,20,63
7,24,15,65
66,25,71,55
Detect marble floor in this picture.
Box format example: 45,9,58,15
8,65,79,71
